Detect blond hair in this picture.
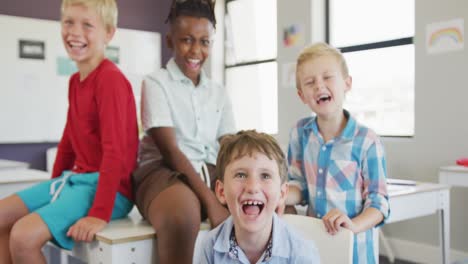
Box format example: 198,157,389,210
216,130,287,183
296,42,349,90
61,0,118,30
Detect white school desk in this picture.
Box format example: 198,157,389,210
438,166,468,263
0,168,50,199
65,208,211,263
386,182,450,264
439,165,468,187
0,159,29,170
64,181,450,264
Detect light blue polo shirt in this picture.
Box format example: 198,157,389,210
198,214,320,264
138,58,236,172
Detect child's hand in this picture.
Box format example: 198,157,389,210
322,209,356,235
67,216,107,242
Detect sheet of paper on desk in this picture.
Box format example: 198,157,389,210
387,184,417,196
387,178,417,186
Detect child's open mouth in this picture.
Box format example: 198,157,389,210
241,200,265,216
68,41,87,51
316,94,331,104
186,58,201,70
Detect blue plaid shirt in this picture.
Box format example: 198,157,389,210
288,110,390,264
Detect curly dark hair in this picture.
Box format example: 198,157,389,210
166,0,216,28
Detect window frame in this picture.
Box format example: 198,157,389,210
224,0,277,69
325,0,415,138
223,0,278,134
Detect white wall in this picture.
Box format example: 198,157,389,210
382,0,468,258
277,0,325,146
277,0,468,261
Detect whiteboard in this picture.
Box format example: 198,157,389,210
0,15,161,143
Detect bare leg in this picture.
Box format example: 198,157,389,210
0,195,29,264
147,182,202,264
9,213,52,264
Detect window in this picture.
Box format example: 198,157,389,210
225,0,277,134
328,0,415,137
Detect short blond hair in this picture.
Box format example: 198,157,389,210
216,130,287,183
61,0,118,30
296,42,349,90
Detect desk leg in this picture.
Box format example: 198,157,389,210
439,190,450,264
379,229,395,263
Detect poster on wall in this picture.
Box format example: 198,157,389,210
56,56,77,76
19,40,45,60
426,18,464,54
282,24,305,48
281,62,296,89
105,46,120,64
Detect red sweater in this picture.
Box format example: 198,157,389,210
52,59,138,222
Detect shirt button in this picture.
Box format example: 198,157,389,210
317,191,321,196
318,168,323,174
317,213,321,217
322,146,326,151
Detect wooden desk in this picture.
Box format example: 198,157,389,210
0,159,29,170
386,182,450,264
439,165,468,187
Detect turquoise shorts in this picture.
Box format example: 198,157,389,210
17,171,133,250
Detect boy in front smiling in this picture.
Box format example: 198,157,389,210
199,130,319,264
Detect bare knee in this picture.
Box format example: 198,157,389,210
0,195,29,232
163,208,201,237
9,216,49,256
0,215,14,233
149,183,202,238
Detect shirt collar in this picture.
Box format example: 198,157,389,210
166,58,208,87
213,216,234,254
228,227,273,262
270,213,291,259
213,214,289,262
340,109,357,140
310,109,357,141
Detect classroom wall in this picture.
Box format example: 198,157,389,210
277,0,325,146
381,0,468,260
0,0,171,170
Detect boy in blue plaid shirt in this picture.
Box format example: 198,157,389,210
286,42,390,264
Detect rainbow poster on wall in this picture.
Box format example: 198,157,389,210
426,18,464,54
282,24,305,48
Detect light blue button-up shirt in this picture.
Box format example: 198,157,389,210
198,214,320,264
138,58,236,172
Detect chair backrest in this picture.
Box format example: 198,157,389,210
283,214,354,264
